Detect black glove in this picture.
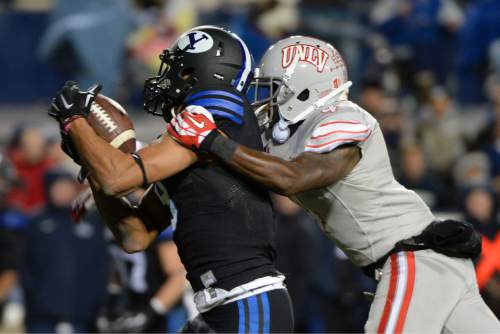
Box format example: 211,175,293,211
48,81,101,164
48,81,102,125
105,304,162,333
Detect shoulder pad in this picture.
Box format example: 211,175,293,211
304,113,372,154
186,89,245,125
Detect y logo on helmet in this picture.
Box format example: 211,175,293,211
281,44,329,72
177,31,214,53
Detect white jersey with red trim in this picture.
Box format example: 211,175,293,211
266,100,435,267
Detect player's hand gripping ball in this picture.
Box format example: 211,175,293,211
48,81,136,185
48,81,102,164
49,81,101,125
168,106,218,150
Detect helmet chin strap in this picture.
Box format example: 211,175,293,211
272,81,353,144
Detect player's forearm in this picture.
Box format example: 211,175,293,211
154,242,187,312
207,135,361,196
222,144,306,196
153,272,186,312
69,118,142,196
90,183,156,253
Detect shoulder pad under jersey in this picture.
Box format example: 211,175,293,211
185,89,245,125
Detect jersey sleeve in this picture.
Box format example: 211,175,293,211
157,226,174,242
185,89,245,134
304,105,373,154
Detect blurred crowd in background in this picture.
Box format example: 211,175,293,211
1,0,500,332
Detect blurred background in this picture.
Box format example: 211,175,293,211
1,0,500,332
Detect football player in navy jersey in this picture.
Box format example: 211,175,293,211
48,26,293,332
93,221,186,333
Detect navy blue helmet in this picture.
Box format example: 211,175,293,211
143,25,253,121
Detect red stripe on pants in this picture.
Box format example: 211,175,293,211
377,254,399,333
395,252,416,333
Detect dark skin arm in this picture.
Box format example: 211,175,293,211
221,143,361,196
69,118,197,197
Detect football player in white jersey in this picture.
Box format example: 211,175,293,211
168,36,500,332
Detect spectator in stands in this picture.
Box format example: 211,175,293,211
485,75,500,129
231,0,298,62
273,195,317,332
417,87,465,177
371,0,463,93
482,272,500,319
126,0,199,105
0,0,13,10
272,195,374,333
358,79,386,118
327,247,374,333
490,38,500,74
38,0,135,97
472,76,500,193
462,186,500,316
463,186,499,239
457,0,500,104
22,169,108,333
481,119,500,193
398,144,448,209
374,97,414,173
0,154,26,321
7,125,53,215
97,226,188,333
453,151,492,197
45,134,79,177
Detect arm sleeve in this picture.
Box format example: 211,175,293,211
304,107,373,154
157,226,174,242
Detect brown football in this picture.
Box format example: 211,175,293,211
87,94,136,153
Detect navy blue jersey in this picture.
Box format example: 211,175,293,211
156,85,277,292
108,233,172,306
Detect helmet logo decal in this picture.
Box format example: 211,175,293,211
177,31,214,53
281,44,329,72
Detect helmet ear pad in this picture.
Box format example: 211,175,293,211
272,118,291,144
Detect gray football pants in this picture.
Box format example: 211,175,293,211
365,249,500,333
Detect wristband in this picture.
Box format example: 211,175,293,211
131,153,148,188
199,130,219,151
150,297,167,315
202,131,237,163
63,115,84,133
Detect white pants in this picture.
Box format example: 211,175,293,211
193,275,286,313
365,250,500,333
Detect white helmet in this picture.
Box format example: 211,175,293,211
252,36,352,142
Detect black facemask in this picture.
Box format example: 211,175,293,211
143,49,198,122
